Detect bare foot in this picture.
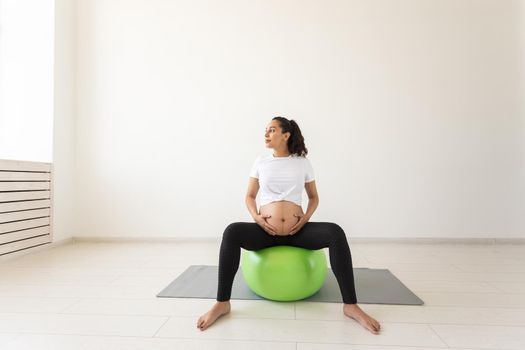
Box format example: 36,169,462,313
196,301,231,331
343,304,381,334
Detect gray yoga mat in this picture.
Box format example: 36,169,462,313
157,265,424,305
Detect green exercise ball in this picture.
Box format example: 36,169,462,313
241,245,328,301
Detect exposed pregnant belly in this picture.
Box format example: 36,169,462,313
259,200,304,236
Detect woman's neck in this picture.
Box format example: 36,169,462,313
273,151,291,157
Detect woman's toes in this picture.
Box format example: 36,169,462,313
196,302,231,332
197,316,206,330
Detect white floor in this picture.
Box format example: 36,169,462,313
0,241,525,350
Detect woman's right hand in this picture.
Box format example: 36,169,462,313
255,214,279,236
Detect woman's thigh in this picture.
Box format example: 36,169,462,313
226,222,280,251
288,222,342,250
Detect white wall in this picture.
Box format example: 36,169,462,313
73,0,525,239
0,0,54,162
52,0,76,242
0,0,75,243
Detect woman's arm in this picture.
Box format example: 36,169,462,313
245,177,260,219
304,180,319,220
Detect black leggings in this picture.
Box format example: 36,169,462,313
217,221,358,304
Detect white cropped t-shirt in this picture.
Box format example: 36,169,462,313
249,154,315,207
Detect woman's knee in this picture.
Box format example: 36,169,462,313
327,223,347,242
222,222,244,242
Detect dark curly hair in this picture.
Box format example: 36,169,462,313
272,116,308,157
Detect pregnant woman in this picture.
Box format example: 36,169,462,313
197,116,381,334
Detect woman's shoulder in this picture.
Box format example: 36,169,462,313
297,155,314,168
252,154,271,167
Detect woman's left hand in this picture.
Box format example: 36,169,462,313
288,214,308,235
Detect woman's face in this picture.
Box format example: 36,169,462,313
265,120,289,149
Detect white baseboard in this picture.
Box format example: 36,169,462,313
72,236,221,243
347,237,519,244
72,236,525,244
